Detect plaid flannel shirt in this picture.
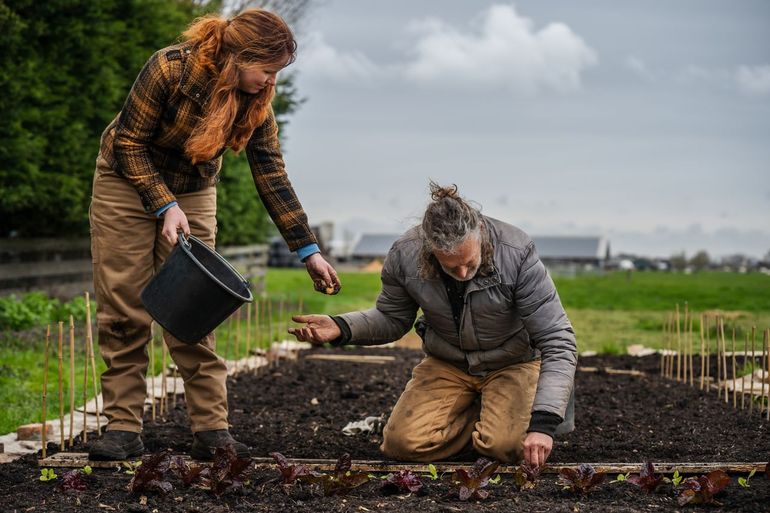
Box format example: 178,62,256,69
99,42,317,251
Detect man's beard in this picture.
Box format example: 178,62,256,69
442,264,480,282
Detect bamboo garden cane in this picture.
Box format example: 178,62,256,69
699,314,705,390
676,304,682,382
69,315,75,447
688,316,694,386
705,314,711,393
731,325,737,408
750,326,756,415
741,332,749,410
42,325,51,459
762,329,770,420
720,317,729,404
246,301,252,367
161,341,168,416
57,322,64,449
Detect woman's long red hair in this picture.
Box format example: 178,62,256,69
182,9,297,164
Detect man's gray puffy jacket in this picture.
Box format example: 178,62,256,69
338,217,577,422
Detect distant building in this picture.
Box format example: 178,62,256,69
267,222,335,268
533,236,610,271
349,233,401,263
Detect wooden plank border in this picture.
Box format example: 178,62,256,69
38,452,768,474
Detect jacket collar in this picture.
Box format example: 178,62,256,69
178,43,213,108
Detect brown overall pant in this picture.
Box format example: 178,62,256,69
381,356,540,463
89,155,229,433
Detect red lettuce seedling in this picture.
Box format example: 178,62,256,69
197,445,252,497
301,453,371,496
450,458,500,501
677,470,730,506
559,463,606,496
381,470,423,495
171,456,206,487
513,462,542,491
127,450,174,494
627,462,664,493
270,451,310,492
58,469,87,493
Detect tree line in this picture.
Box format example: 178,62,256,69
0,0,304,245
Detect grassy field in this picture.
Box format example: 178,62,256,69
1,270,768,435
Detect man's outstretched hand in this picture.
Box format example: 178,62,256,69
523,431,553,468
288,314,341,345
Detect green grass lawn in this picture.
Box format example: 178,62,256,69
1,269,768,435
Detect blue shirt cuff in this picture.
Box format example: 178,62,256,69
296,243,320,262
154,201,177,217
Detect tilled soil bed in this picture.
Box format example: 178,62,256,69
2,347,768,512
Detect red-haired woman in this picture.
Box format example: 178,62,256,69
88,9,339,461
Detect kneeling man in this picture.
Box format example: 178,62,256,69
290,182,576,467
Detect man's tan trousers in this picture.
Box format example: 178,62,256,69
89,155,229,433
381,356,540,463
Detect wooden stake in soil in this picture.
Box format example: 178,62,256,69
731,325,737,408
150,326,156,421
69,315,75,447
676,304,682,382
705,314,711,392
660,313,666,377
85,292,100,433
160,339,167,416
663,312,674,378
699,314,706,390
267,298,273,349
82,297,90,443
234,307,241,372
172,367,178,409
714,315,722,399
245,301,251,367
719,317,729,404
762,329,770,420
689,316,695,387
57,322,65,450
683,303,689,383
750,326,756,414
742,332,748,410
42,325,51,459
668,313,676,379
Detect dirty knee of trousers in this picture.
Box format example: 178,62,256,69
381,426,451,462
472,432,525,464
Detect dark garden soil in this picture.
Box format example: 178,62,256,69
2,348,769,512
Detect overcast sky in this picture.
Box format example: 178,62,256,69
276,0,770,259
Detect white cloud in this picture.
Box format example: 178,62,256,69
401,4,598,93
735,65,770,96
296,31,379,81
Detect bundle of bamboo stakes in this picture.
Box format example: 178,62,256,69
660,303,770,420
40,292,306,458
40,292,101,459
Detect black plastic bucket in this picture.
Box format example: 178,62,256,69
141,234,253,344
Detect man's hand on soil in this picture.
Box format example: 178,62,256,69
523,431,553,468
288,314,340,345
304,253,342,294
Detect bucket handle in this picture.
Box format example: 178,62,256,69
178,231,192,250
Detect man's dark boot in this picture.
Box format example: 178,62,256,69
88,430,144,461
191,429,249,460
